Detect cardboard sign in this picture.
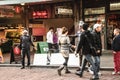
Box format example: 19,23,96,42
33,53,79,66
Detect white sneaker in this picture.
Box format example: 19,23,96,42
98,72,102,76
112,72,120,75
112,72,116,75
88,68,94,74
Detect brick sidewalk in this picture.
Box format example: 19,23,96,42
0,67,119,80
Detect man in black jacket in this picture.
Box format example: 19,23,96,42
75,23,99,80
20,30,35,69
90,23,102,75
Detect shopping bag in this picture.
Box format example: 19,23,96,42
13,46,21,55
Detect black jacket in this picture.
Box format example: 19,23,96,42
76,30,95,56
92,30,102,56
20,35,34,50
112,34,120,52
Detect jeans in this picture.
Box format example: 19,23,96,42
21,49,30,67
80,54,98,78
93,56,100,73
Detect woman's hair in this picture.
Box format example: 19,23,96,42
62,27,68,34
49,27,54,30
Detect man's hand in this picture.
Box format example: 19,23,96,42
97,50,100,53
113,51,116,54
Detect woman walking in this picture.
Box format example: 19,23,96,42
112,28,120,75
57,27,75,76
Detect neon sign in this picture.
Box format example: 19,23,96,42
32,10,48,19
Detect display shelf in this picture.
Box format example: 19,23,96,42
5,29,22,43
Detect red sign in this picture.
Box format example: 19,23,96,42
15,6,21,13
32,27,46,36
33,10,48,19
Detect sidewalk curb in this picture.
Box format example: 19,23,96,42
0,64,113,71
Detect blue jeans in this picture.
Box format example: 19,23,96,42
80,54,98,78
93,56,100,73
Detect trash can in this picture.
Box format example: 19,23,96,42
37,42,49,53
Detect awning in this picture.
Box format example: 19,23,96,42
0,0,52,5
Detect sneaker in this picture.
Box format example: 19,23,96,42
21,67,25,69
112,72,117,75
65,70,71,74
112,71,120,75
98,72,102,76
88,68,94,74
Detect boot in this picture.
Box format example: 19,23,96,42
57,65,64,76
76,71,83,77
65,70,71,74
64,66,71,74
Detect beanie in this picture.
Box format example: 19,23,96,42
93,24,101,30
83,23,89,30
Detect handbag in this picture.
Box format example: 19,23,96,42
85,35,96,55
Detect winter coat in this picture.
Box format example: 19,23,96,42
112,34,120,52
76,30,95,56
92,30,102,56
20,35,34,50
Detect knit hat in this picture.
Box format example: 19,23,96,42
83,23,89,30
93,24,101,30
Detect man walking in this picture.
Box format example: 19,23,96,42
75,23,99,80
91,23,102,75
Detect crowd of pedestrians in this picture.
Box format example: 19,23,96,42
8,19,120,80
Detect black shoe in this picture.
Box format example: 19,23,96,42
21,67,25,69
90,77,99,80
76,68,81,71
57,69,62,76
46,63,50,65
27,65,31,69
65,70,71,74
75,71,83,77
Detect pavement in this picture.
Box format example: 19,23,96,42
1,50,114,70
1,50,120,80
0,67,120,80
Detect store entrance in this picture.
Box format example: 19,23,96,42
107,13,120,49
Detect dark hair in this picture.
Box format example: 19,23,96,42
83,23,89,30
62,27,68,34
49,27,54,30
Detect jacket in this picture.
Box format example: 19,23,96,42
20,35,34,50
76,30,95,56
92,30,102,56
112,34,120,52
